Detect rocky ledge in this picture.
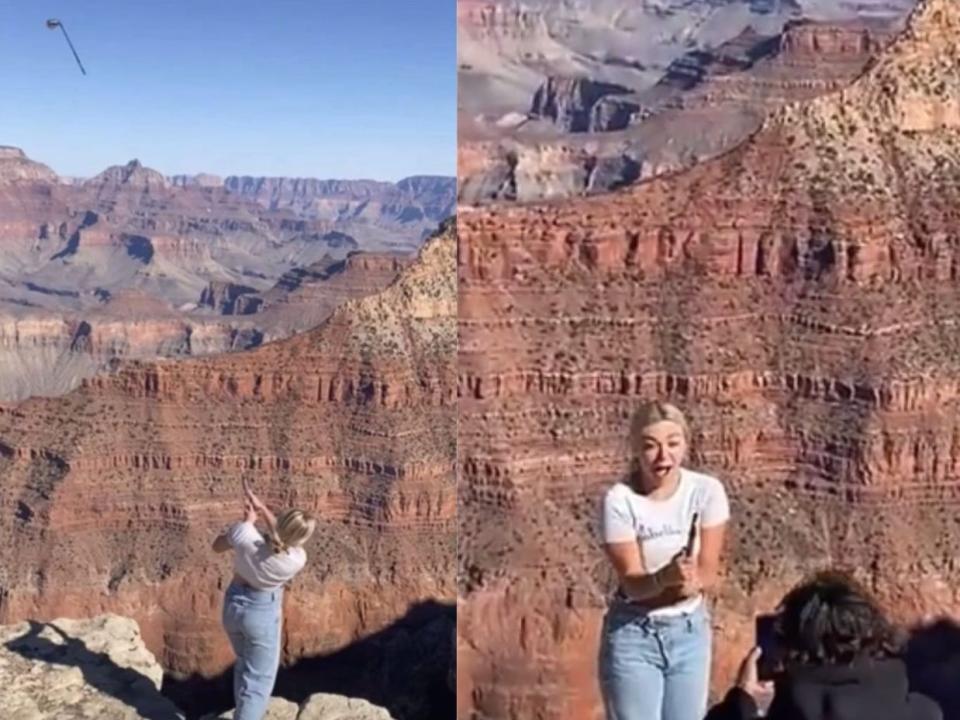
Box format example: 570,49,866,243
0,614,394,720
202,695,393,720
0,614,184,719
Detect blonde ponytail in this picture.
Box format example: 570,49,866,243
269,509,316,554
268,531,289,555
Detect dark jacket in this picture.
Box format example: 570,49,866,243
706,658,941,720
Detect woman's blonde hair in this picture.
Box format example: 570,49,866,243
629,401,690,450
268,509,316,554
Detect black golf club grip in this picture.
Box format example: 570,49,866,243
685,512,699,556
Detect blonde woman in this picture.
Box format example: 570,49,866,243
599,401,730,720
213,480,316,720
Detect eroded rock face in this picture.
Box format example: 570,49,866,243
458,0,912,204
0,223,456,713
458,0,960,717
530,78,639,133
0,151,452,401
198,282,262,315
0,614,184,719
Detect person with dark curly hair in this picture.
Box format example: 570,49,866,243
707,571,942,720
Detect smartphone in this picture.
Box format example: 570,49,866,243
684,513,699,557
755,614,779,681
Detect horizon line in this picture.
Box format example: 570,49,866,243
5,145,455,185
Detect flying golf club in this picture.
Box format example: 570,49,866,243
46,18,87,75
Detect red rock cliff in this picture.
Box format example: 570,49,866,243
0,222,456,682
458,0,960,717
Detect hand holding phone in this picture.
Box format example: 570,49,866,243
755,614,779,681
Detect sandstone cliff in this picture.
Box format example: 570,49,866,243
0,221,456,719
458,0,960,717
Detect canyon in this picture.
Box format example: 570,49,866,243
0,147,453,401
457,0,960,717
0,219,457,719
458,0,916,203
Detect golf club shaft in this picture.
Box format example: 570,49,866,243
59,25,87,75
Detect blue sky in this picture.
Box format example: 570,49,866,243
0,1,454,180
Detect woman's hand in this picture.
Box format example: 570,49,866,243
243,479,267,512
244,498,257,524
736,647,775,713
657,552,702,596
243,479,278,534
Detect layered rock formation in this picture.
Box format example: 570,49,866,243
458,0,960,717
0,145,58,183
251,253,413,341
222,176,455,235
0,221,456,719
458,0,914,203
530,78,639,133
0,153,447,401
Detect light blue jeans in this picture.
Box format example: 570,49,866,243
222,582,283,720
599,600,712,720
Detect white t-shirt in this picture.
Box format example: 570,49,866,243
601,467,730,616
227,521,307,590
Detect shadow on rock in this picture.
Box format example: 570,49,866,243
905,617,960,720
163,599,455,720
5,620,182,720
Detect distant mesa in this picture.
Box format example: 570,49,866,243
0,145,59,184
167,173,224,188
222,174,456,225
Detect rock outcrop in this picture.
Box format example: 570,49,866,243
198,282,263,315
251,253,412,339
0,221,456,718
0,612,399,720
204,694,393,720
530,77,639,133
0,145,59,184
0,614,184,719
86,159,169,193
458,0,960,717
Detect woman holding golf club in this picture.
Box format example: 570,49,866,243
598,401,730,720
212,480,316,720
